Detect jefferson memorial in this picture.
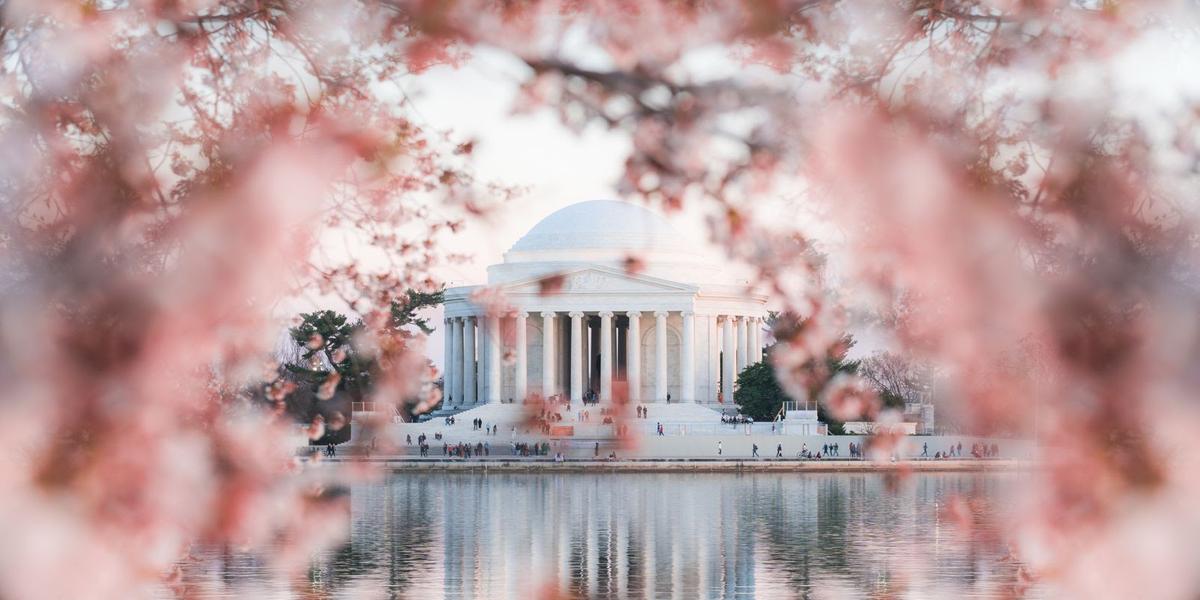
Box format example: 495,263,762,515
440,200,768,409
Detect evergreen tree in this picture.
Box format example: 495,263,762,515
733,333,860,434
276,288,446,443
390,288,446,335
287,309,370,397
733,362,786,422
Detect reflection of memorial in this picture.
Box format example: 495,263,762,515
310,473,1020,599
427,474,762,599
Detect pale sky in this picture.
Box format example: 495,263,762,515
402,48,744,370
276,45,781,370
288,21,1200,371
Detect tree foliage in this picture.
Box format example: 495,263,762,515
859,352,933,409
737,334,861,435
390,288,446,336
733,361,785,422
282,288,445,414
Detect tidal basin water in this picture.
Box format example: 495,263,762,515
180,472,1036,599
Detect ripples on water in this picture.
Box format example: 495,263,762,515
175,472,1037,599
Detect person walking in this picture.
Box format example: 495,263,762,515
752,444,759,458
922,442,928,457
776,444,783,458
717,441,723,456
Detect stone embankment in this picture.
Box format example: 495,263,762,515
318,457,1031,474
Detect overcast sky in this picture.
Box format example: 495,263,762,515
286,23,1200,370
397,48,766,370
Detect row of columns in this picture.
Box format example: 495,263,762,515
443,312,765,407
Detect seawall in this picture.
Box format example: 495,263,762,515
319,458,1032,474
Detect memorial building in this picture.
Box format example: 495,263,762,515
441,200,768,408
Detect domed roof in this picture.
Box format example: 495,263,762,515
509,200,685,255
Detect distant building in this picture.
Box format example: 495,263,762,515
842,403,934,436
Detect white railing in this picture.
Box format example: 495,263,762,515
783,400,814,413
785,409,819,422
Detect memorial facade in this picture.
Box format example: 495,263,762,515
442,200,768,407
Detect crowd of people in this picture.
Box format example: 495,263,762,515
511,441,551,456
924,441,1001,459
721,413,753,424
531,410,564,435
443,441,490,458
599,407,617,424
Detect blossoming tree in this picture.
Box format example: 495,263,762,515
2,1,1198,598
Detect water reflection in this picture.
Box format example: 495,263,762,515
183,472,1030,599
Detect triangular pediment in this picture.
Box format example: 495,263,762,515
502,266,696,295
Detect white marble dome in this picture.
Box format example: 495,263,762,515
494,199,720,284
508,199,687,255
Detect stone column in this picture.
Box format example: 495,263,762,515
681,311,695,403
747,317,756,364
443,318,454,406
753,317,763,363
708,315,719,403
589,317,600,395
599,311,613,403
449,318,462,406
515,312,528,403
759,317,767,362
736,316,748,374
487,314,501,403
456,318,467,405
477,314,488,403
463,316,477,405
541,311,556,399
721,316,735,403
626,311,641,404
654,311,668,402
569,312,584,403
